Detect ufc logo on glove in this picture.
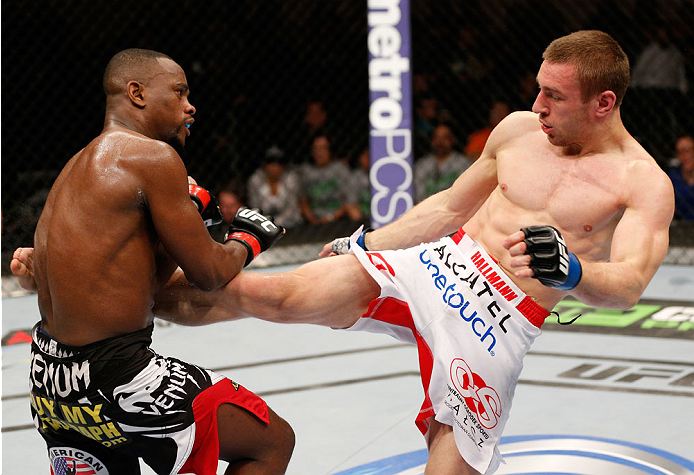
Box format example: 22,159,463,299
237,208,278,232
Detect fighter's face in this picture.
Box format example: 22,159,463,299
146,59,196,151
532,61,591,147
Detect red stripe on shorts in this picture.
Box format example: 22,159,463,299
179,378,269,475
363,297,435,435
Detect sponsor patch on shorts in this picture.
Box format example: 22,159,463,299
49,446,109,475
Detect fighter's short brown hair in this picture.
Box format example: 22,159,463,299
543,30,630,107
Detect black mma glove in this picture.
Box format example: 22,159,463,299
225,207,285,266
189,184,223,227
521,225,582,290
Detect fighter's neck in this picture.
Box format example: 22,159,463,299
103,112,152,139
559,115,627,158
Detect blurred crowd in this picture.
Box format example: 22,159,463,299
2,0,693,258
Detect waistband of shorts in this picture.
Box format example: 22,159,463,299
451,227,549,328
31,322,154,360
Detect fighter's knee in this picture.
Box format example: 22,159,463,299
272,413,295,460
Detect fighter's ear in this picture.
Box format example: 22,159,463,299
127,81,146,109
595,90,616,117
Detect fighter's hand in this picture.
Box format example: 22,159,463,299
225,207,285,266
189,183,223,227
319,242,337,258
10,247,38,292
318,228,373,258
503,230,534,278
504,225,582,290
319,238,348,257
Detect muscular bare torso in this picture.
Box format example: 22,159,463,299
464,112,653,309
33,130,176,345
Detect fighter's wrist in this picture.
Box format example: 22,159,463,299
225,231,261,266
554,252,582,290
356,228,373,251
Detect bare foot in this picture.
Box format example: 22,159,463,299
10,247,37,292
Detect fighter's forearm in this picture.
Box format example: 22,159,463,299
569,260,650,310
364,157,498,251
365,190,462,251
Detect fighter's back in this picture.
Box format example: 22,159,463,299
34,130,166,345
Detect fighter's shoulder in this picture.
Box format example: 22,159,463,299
495,111,538,134
482,111,537,157
624,147,674,205
625,145,668,181
488,111,538,144
100,130,180,165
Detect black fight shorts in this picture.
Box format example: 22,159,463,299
29,323,269,475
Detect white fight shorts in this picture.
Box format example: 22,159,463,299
346,227,548,474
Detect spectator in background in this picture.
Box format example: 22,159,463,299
299,135,354,224
628,25,689,161
294,100,338,164
510,71,539,112
414,124,471,203
304,100,328,135
414,93,440,159
207,181,245,242
669,135,694,221
247,145,304,229
464,100,510,161
631,25,688,95
348,147,371,223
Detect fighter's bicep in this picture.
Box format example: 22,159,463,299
137,145,218,270
445,154,498,214
609,175,673,276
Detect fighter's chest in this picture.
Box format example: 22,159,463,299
496,150,626,227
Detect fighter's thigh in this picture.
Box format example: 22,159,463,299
425,420,480,475
216,403,294,463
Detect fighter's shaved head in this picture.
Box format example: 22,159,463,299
102,48,174,96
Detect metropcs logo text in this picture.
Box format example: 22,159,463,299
368,0,413,226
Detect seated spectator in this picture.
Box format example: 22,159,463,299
464,100,510,161
669,135,694,220
299,135,354,224
207,181,245,242
347,147,371,222
414,124,472,203
294,100,339,165
627,25,689,160
631,26,688,95
414,93,440,159
247,145,303,229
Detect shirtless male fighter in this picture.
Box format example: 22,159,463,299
14,32,674,474
13,48,293,475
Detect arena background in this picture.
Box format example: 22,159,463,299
2,0,693,272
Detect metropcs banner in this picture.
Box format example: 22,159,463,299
367,0,413,228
